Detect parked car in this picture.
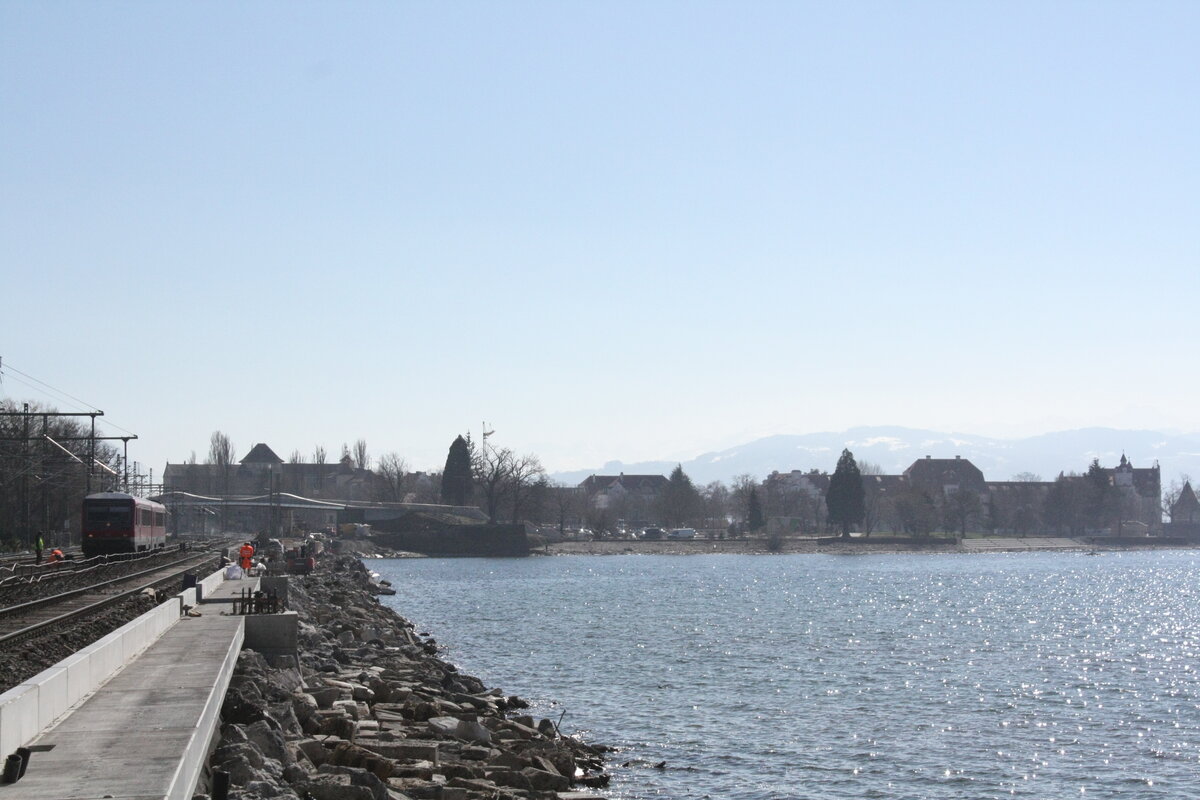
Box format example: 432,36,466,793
642,527,665,540
667,528,696,540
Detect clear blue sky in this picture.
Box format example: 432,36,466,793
2,1,1197,478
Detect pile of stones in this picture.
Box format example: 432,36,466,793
204,555,610,800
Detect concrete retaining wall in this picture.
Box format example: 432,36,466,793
0,565,227,759
165,614,244,800
371,524,531,557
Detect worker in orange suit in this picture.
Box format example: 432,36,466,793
239,542,255,572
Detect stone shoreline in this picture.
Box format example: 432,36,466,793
205,555,610,800
537,536,1198,557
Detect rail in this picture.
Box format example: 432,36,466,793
0,539,229,589
0,547,82,569
0,551,220,648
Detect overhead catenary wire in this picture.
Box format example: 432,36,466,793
0,360,138,437
0,361,101,413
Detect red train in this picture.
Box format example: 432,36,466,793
81,492,167,557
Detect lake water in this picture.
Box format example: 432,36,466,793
374,551,1200,799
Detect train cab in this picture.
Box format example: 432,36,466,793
82,492,167,557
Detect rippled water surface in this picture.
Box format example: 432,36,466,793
374,551,1200,799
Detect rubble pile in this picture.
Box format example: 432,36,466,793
206,555,610,800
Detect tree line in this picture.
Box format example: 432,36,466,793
0,400,123,549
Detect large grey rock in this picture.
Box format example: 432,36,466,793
367,677,392,703
241,778,300,799
247,720,292,765
521,766,570,791
316,764,390,800
353,739,439,763
299,775,376,800
295,738,330,767
309,686,341,708
291,692,319,721
213,741,263,771
268,701,304,738
427,716,460,738
282,762,310,784
218,760,273,786
333,699,361,720
322,715,357,741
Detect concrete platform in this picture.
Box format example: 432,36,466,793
0,575,255,800
960,536,1086,551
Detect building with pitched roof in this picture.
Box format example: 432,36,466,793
578,473,669,522
904,455,988,498
163,443,379,502
1171,481,1200,525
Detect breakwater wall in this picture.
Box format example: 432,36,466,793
369,524,532,557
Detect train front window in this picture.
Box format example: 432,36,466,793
85,503,132,529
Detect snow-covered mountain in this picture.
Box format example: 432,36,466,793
551,426,1200,487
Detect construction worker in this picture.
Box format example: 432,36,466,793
49,548,64,563
239,541,255,572
35,535,43,564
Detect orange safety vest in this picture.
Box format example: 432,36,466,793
239,544,254,567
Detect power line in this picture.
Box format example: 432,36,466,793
0,361,101,412
0,359,138,436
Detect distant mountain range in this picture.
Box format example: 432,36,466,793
550,426,1200,488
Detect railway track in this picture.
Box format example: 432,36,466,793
0,549,221,648
0,546,82,568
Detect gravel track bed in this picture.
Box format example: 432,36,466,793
0,592,160,693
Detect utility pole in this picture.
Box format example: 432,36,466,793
87,413,96,493
22,403,30,546
41,413,49,545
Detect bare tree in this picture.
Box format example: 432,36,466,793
1011,471,1043,482
473,446,513,523
410,471,442,504
312,445,327,465
207,431,235,467
289,449,302,464
859,461,883,536
892,485,938,536
1163,474,1193,522
702,480,731,534
375,452,408,502
507,453,546,523
943,489,982,536
353,439,369,471
207,431,236,497
546,481,584,535
730,474,757,525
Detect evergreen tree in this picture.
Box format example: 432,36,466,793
826,448,865,538
658,465,702,528
440,435,474,506
1085,458,1117,530
747,487,765,531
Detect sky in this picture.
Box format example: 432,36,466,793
2,1,1197,479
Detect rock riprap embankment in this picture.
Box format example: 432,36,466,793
205,555,609,800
